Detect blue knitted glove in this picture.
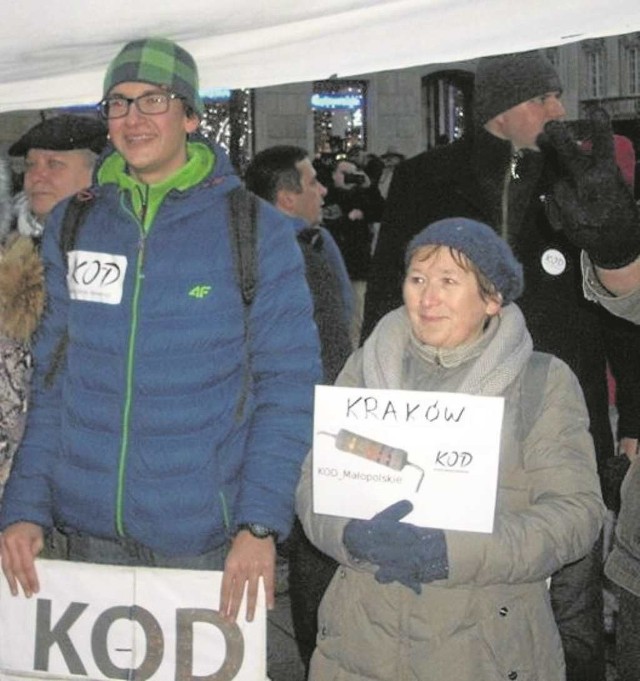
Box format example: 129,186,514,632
343,500,449,594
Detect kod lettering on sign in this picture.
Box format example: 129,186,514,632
434,450,474,471
0,560,266,681
67,250,128,305
33,600,243,681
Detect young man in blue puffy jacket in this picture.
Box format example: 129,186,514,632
0,37,321,624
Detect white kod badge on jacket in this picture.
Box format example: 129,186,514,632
66,250,128,305
541,248,566,276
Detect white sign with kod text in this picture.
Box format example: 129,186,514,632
313,385,505,533
0,559,266,681
67,250,128,305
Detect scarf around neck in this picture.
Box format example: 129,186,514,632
361,304,533,397
12,192,45,240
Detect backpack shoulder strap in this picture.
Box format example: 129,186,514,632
44,190,96,388
226,185,259,420
59,189,96,262
520,351,553,439
227,185,259,306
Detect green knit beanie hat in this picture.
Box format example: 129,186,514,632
103,37,204,116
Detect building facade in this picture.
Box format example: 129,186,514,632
2,31,640,179
254,31,640,170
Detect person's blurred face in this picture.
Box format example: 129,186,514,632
403,246,501,348
285,158,327,226
107,81,199,185
24,149,94,222
332,161,358,189
489,91,565,151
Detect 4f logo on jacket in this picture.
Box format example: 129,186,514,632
67,250,128,305
189,285,212,299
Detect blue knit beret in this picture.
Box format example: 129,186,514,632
405,218,524,304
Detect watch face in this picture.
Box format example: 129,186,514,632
239,522,276,540
249,523,272,538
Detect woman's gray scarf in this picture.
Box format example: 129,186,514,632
361,305,533,396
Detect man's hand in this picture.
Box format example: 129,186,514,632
537,108,640,269
619,437,640,463
0,521,44,597
219,530,275,622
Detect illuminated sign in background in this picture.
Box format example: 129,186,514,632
312,80,367,153
310,93,363,110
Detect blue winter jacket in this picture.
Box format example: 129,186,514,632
0,140,321,556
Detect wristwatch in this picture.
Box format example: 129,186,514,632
237,522,278,542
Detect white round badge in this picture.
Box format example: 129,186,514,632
541,248,566,276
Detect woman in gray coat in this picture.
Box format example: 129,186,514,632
297,217,605,681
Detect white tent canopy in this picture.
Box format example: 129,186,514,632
3,0,640,113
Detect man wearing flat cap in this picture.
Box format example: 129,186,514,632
0,115,106,508
8,114,107,236
361,50,640,681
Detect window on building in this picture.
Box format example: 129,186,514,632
622,34,640,95
583,40,606,99
422,70,473,149
311,80,367,155
629,47,640,94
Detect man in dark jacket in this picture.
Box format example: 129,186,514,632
361,50,636,681
246,145,353,675
0,37,321,625
245,144,354,354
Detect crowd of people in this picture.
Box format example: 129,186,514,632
0,36,640,681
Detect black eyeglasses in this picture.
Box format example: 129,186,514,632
98,91,184,119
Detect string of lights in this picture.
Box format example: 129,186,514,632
199,89,253,175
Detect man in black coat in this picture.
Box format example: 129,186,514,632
362,50,640,681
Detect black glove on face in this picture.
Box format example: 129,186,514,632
343,500,449,594
537,108,640,269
